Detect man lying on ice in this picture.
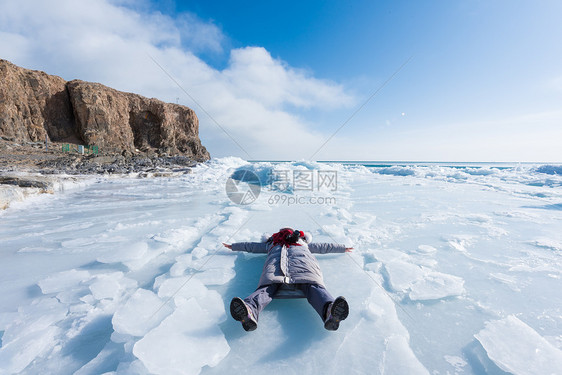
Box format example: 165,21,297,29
223,228,353,332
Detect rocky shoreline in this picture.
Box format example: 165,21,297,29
1,59,210,162
0,138,199,174
37,153,197,176
1,59,212,210
0,138,204,210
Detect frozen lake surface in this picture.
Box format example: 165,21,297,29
1,158,561,374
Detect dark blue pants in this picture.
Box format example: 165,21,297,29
243,283,334,321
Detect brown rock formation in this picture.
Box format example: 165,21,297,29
0,59,210,161
0,60,76,143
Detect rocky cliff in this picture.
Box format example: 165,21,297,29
0,59,210,161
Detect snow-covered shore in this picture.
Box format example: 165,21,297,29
0,138,200,210
0,172,96,210
0,169,193,211
1,158,561,374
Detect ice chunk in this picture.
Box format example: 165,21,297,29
89,272,138,300
445,234,475,253
191,246,208,259
329,272,429,375
475,315,562,375
444,355,467,372
384,259,425,292
417,245,437,254
377,166,416,176
97,241,152,270
157,277,208,301
372,248,408,263
337,208,353,222
133,299,230,375
0,298,67,373
55,287,91,304
381,256,464,301
169,253,192,276
534,164,562,175
170,253,236,281
409,271,465,301
0,325,60,374
37,269,91,294
2,298,67,345
191,267,236,286
112,289,172,337
151,226,202,250
383,335,431,375
156,278,227,322
182,290,226,322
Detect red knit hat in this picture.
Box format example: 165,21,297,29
269,228,304,247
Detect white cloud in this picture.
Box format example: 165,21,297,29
176,13,224,54
0,0,354,160
223,47,353,110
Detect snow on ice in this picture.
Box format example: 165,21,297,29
1,159,561,374
133,300,230,375
475,315,562,375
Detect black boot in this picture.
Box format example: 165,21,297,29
230,297,258,332
323,296,349,331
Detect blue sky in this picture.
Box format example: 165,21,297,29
1,0,561,161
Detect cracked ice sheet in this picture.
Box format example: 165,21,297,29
0,298,67,373
475,315,562,375
89,272,138,300
37,269,92,294
2,159,562,374
96,241,152,271
133,299,230,375
201,253,429,375
378,252,465,301
408,271,465,301
112,288,173,337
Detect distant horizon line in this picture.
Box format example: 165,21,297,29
242,159,561,165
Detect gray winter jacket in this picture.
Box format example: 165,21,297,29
231,239,346,287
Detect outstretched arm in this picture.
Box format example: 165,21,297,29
224,242,269,253
308,243,351,254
